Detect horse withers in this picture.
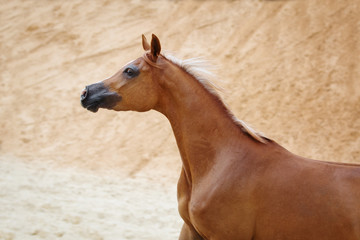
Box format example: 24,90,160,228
81,34,360,240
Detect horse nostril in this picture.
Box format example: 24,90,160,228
81,87,88,101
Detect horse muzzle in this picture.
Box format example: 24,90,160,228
80,82,122,112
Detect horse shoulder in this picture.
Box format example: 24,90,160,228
187,154,261,239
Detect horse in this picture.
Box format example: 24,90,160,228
81,34,360,240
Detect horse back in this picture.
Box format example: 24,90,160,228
252,144,360,239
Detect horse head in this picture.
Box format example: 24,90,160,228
81,34,162,112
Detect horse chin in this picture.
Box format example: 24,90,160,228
86,105,100,113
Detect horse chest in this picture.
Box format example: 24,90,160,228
178,181,216,238
177,177,223,236
177,168,256,240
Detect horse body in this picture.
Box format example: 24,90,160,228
81,34,360,240
179,145,360,239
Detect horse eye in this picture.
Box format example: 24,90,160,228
123,66,139,78
124,68,134,76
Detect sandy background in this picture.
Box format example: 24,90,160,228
0,0,359,239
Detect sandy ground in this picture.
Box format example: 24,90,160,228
0,0,359,239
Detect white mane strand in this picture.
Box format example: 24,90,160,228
165,55,223,96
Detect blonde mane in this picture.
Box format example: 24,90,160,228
165,54,268,144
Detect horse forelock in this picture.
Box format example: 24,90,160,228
159,54,268,144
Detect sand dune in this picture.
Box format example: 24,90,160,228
0,1,359,239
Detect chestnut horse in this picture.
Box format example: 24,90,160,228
81,34,360,240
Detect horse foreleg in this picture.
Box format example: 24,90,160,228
179,223,204,240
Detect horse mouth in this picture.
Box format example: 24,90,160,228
82,96,121,113
81,96,101,112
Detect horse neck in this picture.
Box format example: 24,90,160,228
154,61,250,182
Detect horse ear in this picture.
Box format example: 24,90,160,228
150,34,161,61
142,34,150,51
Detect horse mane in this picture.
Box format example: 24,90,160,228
164,54,268,144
